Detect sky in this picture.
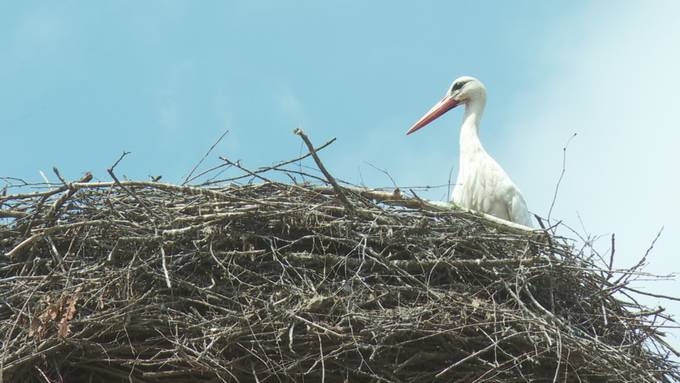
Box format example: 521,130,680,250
1,1,679,351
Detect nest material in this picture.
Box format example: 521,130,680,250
0,173,678,382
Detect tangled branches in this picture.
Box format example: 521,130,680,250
0,152,678,382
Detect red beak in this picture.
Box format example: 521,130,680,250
406,95,460,135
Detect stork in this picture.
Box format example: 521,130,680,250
406,76,533,227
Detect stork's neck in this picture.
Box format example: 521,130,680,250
459,94,486,156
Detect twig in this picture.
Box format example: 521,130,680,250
160,245,172,289
436,332,521,378
291,314,343,338
364,162,398,189
203,138,336,186
548,133,577,222
219,157,275,184
51,167,68,187
317,333,325,383
109,151,130,171
446,165,455,201
614,227,663,286
182,129,229,185
38,170,52,190
606,233,615,280
46,171,93,222
107,151,158,220
5,219,109,258
293,128,354,215
623,286,680,302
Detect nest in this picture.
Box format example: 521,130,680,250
0,137,678,382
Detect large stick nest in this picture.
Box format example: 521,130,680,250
0,157,678,382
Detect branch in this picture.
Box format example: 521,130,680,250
293,128,355,215
209,137,337,185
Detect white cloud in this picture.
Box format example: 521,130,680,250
501,1,680,349
13,7,67,57
156,61,195,133
275,84,306,123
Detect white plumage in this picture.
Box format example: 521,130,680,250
407,76,532,227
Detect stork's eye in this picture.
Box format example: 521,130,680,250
451,81,467,93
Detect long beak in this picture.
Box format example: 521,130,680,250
406,95,460,135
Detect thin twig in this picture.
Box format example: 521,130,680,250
182,129,229,185
200,137,336,186
219,157,275,184
606,233,616,280
446,165,455,201
548,133,577,222
364,162,398,189
623,287,680,302
107,151,159,220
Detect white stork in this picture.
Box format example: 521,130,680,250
406,76,533,227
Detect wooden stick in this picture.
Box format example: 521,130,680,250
293,128,355,215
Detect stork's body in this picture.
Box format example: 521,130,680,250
407,76,532,227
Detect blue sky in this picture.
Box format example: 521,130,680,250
2,1,679,349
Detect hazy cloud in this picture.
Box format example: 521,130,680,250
501,0,680,346
13,8,67,57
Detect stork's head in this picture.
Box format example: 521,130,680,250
406,76,486,135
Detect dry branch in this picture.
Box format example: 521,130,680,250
294,128,355,215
